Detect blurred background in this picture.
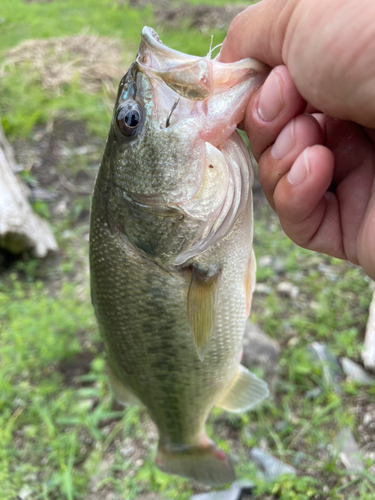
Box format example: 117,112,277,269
0,1,374,499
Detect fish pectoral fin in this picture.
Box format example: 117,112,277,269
187,266,220,362
106,366,141,406
215,364,269,413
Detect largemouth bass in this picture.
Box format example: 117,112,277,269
90,27,269,486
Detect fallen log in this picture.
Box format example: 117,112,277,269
0,121,57,257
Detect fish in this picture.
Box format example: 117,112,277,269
89,27,269,486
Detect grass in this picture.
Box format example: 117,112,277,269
0,0,228,139
0,0,152,52
0,0,374,499
0,276,97,499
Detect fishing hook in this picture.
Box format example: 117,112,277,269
165,98,180,128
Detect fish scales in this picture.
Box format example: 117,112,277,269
90,27,270,486
91,195,250,440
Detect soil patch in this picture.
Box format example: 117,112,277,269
58,349,98,385
157,3,246,32
12,119,102,229
127,0,246,32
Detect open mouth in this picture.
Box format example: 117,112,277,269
137,26,268,103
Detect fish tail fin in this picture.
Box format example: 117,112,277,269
156,437,235,486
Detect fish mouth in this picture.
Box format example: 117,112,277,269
137,26,269,102
137,27,213,101
126,27,268,266
137,27,203,71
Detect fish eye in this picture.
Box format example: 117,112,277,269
116,101,143,137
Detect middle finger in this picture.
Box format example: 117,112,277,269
258,113,324,209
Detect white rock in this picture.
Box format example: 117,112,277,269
77,398,95,412
364,451,375,461
120,438,135,458
242,321,280,393
255,283,272,295
101,425,112,436
290,287,300,300
309,342,341,390
18,487,32,500
363,412,373,426
54,199,68,215
341,357,374,385
273,259,286,274
250,447,296,481
305,387,322,399
276,281,299,299
258,256,272,267
335,428,364,474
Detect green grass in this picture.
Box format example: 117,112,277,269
0,0,153,52
0,276,98,499
0,0,374,499
0,0,228,138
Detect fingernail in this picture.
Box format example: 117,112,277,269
271,119,295,159
258,71,283,122
288,148,310,186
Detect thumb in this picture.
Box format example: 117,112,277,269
217,0,292,66
219,0,375,128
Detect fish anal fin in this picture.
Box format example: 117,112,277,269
216,364,269,413
106,366,141,406
187,266,220,361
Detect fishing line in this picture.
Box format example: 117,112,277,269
207,35,223,59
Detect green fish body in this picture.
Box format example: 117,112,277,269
90,27,269,486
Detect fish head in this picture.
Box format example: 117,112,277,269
102,27,269,263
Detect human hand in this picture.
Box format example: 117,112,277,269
218,0,375,279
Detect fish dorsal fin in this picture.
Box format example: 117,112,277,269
215,364,269,413
187,266,220,361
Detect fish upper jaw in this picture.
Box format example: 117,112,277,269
136,27,269,146
138,26,267,98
